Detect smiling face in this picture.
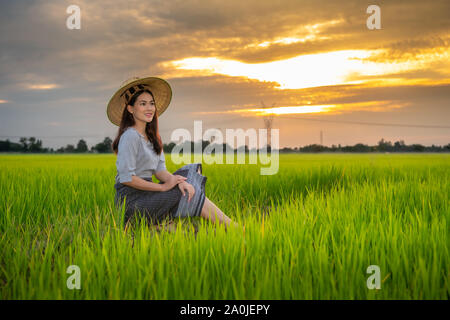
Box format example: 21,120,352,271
126,91,156,124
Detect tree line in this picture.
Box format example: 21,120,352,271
0,137,113,153
0,136,449,153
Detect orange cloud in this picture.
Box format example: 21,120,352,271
27,84,60,90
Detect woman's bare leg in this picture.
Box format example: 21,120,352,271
196,167,239,230
200,196,238,229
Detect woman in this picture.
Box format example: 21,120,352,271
107,76,237,232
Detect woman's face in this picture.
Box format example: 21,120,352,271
127,91,156,123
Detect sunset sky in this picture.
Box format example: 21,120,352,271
0,0,449,149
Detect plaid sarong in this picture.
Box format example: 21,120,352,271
114,163,207,226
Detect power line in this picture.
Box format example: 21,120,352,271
0,117,247,140
0,134,111,139
278,115,450,129
1,114,448,140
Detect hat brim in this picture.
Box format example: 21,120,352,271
107,76,172,126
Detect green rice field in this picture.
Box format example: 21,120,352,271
0,153,448,299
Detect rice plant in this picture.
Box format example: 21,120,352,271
0,153,448,299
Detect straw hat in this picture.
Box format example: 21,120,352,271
107,76,172,126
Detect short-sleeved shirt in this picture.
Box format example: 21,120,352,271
115,127,167,184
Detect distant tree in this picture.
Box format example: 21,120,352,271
28,137,43,152
280,147,294,153
0,139,11,152
353,143,370,152
202,140,210,152
377,138,393,152
92,137,113,153
394,140,406,151
19,137,28,151
65,144,75,153
301,144,326,152
411,144,425,152
76,139,88,153
163,142,176,153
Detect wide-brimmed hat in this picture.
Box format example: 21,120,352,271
107,76,172,126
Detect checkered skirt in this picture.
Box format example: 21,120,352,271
114,163,207,226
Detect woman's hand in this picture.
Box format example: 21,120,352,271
161,175,187,191
178,181,195,202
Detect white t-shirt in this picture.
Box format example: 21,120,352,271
115,127,166,184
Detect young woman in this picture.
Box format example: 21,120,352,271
107,76,237,232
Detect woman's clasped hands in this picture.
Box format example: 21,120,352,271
161,175,195,202
161,174,186,191
178,180,195,202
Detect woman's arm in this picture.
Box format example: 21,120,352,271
121,175,165,191
155,170,188,190
122,174,186,192
154,169,175,183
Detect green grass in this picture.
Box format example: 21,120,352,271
0,153,448,299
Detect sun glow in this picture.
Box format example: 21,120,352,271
195,100,410,117
164,49,448,90
247,105,336,115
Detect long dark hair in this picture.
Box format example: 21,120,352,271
111,89,163,155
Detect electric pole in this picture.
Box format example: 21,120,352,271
261,101,275,149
